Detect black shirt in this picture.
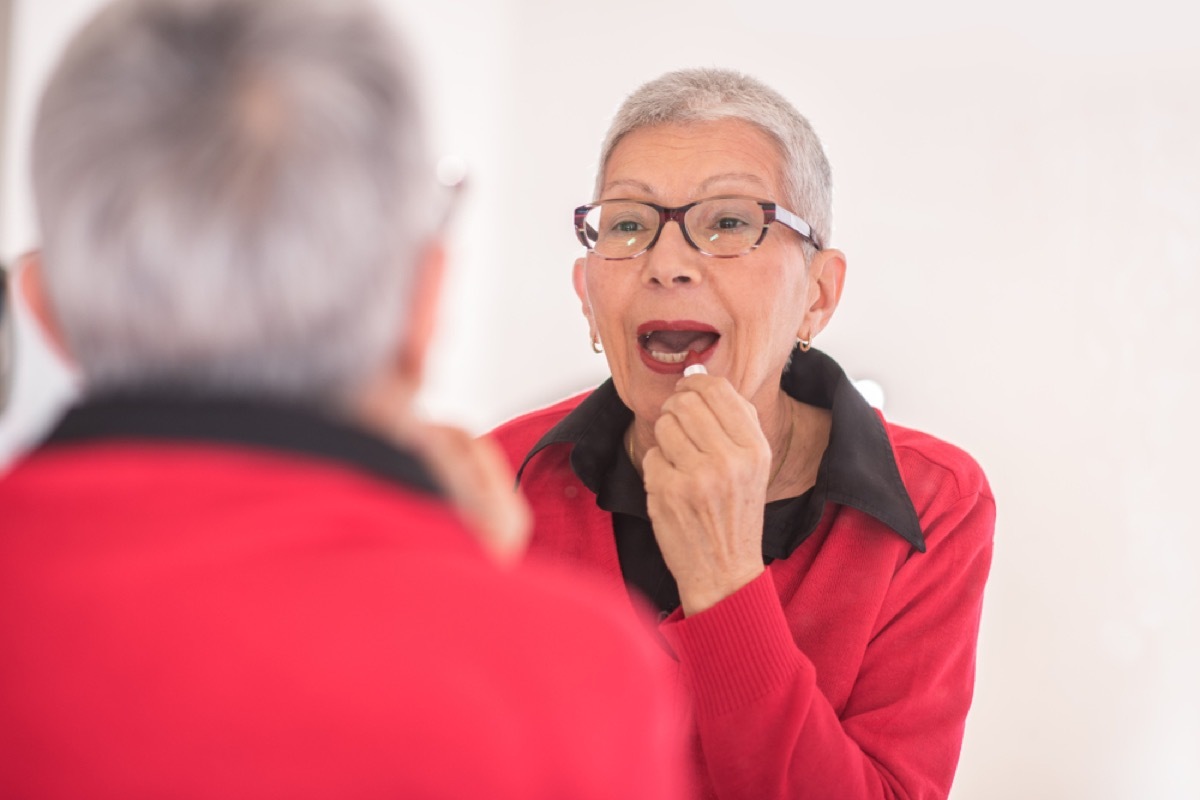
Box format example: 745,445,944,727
517,348,924,615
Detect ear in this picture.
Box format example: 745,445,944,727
800,248,846,339
394,241,447,387
571,257,595,331
17,250,73,363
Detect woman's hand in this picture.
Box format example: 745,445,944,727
642,373,771,615
411,424,532,566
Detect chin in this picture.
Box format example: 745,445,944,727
613,374,668,422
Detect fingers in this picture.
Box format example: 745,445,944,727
665,374,762,444
409,424,532,565
648,376,771,511
641,445,670,495
652,402,708,470
655,374,767,469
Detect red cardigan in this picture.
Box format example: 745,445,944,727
0,399,688,799
493,392,995,800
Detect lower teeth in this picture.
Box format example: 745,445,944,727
650,351,688,364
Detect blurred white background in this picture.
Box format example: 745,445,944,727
2,1,1197,797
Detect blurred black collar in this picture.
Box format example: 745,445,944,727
43,394,442,498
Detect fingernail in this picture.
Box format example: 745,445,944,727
683,364,707,377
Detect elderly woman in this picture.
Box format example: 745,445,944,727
493,68,995,800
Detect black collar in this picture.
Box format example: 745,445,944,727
518,347,925,555
42,394,443,498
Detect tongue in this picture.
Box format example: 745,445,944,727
644,330,718,354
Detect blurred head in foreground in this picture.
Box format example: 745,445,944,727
32,0,443,413
3,2,689,797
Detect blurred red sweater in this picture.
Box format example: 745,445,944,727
0,398,687,800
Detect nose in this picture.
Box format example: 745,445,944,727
641,219,702,287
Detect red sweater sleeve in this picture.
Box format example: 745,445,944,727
660,489,995,800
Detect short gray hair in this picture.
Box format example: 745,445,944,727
595,68,833,253
32,0,437,405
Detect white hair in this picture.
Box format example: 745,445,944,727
32,0,437,406
595,68,833,254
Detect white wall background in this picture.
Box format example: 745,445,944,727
3,1,1197,797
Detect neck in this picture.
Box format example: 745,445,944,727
765,398,830,502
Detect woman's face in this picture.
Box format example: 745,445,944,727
573,118,843,424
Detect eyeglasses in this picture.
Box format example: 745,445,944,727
573,195,822,260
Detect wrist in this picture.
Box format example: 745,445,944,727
678,564,765,616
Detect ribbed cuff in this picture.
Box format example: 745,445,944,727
660,571,808,719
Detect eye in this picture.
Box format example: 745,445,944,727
714,215,749,230
613,218,646,233
690,198,761,236
698,212,753,235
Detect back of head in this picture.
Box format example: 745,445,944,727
596,67,834,253
32,0,436,407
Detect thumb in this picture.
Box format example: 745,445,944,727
409,423,531,565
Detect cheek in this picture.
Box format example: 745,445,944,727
726,271,806,357
730,267,801,320
584,273,626,331
768,261,811,322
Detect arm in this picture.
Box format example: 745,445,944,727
661,488,995,800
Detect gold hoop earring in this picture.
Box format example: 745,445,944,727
591,333,603,354
796,335,812,353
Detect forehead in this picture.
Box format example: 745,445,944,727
601,118,786,203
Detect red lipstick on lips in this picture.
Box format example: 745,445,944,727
635,320,720,375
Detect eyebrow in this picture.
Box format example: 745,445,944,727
600,172,771,200
600,178,655,197
697,172,770,193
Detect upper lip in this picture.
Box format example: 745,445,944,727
636,320,719,336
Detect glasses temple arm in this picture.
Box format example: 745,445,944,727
773,206,822,250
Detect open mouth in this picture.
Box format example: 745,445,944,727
636,320,720,372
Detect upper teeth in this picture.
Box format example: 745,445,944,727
649,351,688,364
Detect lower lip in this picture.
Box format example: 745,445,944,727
637,340,718,375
